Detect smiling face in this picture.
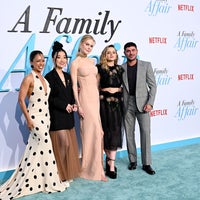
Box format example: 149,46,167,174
124,46,138,62
53,50,68,69
105,46,117,62
80,38,95,56
78,35,96,57
31,53,45,73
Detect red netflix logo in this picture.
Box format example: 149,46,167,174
149,37,167,44
178,4,194,12
150,109,168,117
178,74,194,80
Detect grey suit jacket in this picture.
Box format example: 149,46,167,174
122,60,157,112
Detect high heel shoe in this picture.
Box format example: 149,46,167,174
106,157,117,172
105,157,117,179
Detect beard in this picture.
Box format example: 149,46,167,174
127,56,137,62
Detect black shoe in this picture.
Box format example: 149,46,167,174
128,162,137,170
142,165,155,175
106,157,117,172
105,169,117,179
105,157,117,179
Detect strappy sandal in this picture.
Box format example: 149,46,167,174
105,157,117,179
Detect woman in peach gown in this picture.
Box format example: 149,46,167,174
70,35,107,182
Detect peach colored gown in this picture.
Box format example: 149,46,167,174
77,62,104,181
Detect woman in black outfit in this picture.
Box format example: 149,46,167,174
45,41,80,185
97,44,124,179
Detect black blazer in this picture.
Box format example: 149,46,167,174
45,68,75,130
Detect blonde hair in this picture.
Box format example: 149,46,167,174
100,45,118,70
77,34,96,57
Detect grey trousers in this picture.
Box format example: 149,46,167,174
124,96,152,165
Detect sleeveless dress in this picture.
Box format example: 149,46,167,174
77,62,104,181
0,71,66,200
97,64,124,150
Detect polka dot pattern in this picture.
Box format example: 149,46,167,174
0,71,65,199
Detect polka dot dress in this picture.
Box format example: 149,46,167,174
0,71,66,199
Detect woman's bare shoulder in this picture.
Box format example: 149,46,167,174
71,58,79,69
22,72,33,83
88,57,95,64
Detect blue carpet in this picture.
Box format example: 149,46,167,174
1,142,199,200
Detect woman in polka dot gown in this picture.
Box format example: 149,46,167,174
0,50,66,199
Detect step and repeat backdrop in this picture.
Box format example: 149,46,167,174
0,0,199,172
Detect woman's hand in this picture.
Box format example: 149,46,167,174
27,118,34,131
78,106,84,119
66,104,73,113
72,104,78,112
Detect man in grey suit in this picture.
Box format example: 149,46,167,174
122,42,157,175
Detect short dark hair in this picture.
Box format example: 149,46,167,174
124,42,137,51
